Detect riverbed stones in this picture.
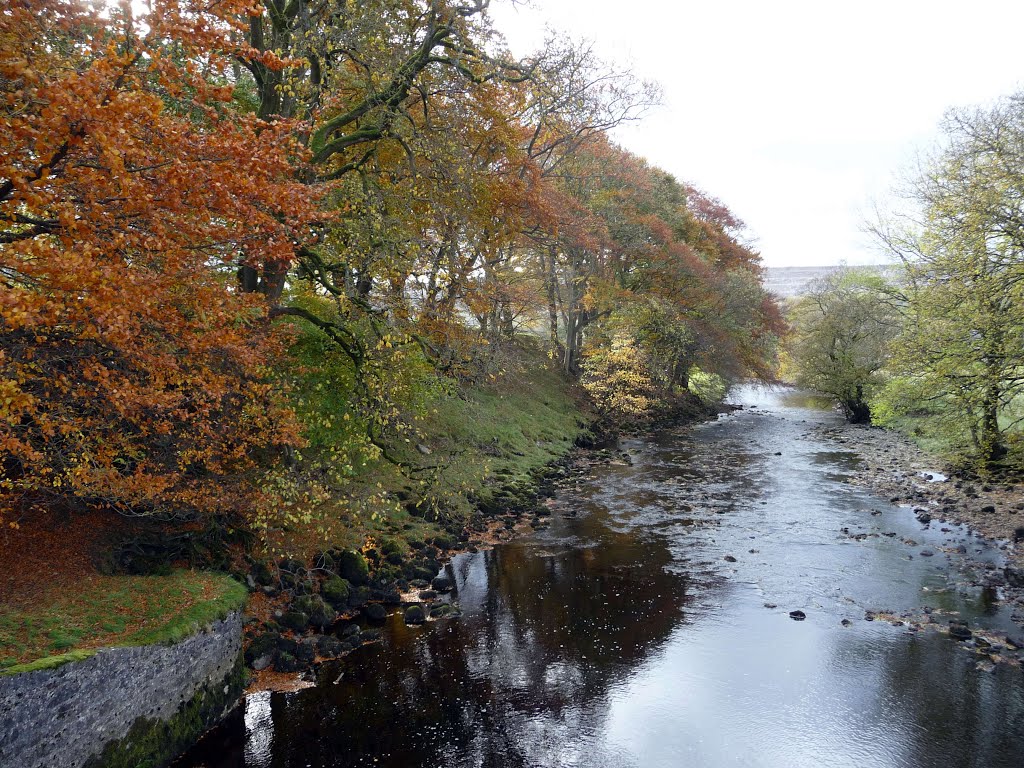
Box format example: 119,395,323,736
295,638,317,663
949,620,973,640
431,575,454,593
348,585,371,608
404,605,426,625
321,576,351,608
336,550,370,585
245,632,281,666
317,635,345,657
293,595,336,630
1004,567,1024,588
280,610,309,632
362,603,387,622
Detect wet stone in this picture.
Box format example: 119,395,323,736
404,605,427,625
430,604,453,619
431,575,454,593
363,603,387,623
949,621,973,641
316,636,344,658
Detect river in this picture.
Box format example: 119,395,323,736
181,385,1024,767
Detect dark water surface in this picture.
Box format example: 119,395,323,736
182,386,1024,768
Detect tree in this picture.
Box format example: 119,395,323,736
580,335,657,421
787,269,897,423
870,93,1024,466
0,0,316,521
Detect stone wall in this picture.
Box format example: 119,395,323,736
0,611,243,768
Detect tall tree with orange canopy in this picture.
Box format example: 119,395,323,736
0,0,320,523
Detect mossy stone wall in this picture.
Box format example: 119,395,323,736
0,612,243,768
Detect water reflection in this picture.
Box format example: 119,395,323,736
182,386,1024,768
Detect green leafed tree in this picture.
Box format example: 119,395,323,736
869,93,1024,468
786,268,898,423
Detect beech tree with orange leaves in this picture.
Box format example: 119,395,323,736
0,0,320,523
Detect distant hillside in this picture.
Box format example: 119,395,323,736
762,265,893,298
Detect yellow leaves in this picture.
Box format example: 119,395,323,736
0,379,34,423
581,334,658,419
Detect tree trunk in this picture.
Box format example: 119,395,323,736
541,248,564,360
844,386,872,424
979,380,1006,467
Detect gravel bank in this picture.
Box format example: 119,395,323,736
814,422,1024,565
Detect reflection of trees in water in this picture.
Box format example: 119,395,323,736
827,630,1024,768
188,511,687,768
882,635,1024,767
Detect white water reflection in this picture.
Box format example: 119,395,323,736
243,691,273,766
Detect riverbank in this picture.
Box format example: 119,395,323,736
811,414,1024,634
813,421,1024,559
239,372,723,690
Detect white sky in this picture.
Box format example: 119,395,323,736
489,0,1024,267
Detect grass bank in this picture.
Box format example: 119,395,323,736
270,341,591,561
0,568,245,674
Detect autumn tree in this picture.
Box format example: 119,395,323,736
0,0,318,522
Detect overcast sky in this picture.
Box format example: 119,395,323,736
489,0,1024,267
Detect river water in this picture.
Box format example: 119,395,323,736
182,386,1024,768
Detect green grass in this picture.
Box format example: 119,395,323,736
274,340,590,558
419,358,586,510
0,571,247,675
1,649,97,675
881,408,1024,473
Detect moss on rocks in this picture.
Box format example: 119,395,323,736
82,651,245,768
321,576,351,608
335,550,369,585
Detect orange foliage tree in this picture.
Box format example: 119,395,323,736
0,0,320,523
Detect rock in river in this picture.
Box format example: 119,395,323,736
404,604,427,625
949,620,972,640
